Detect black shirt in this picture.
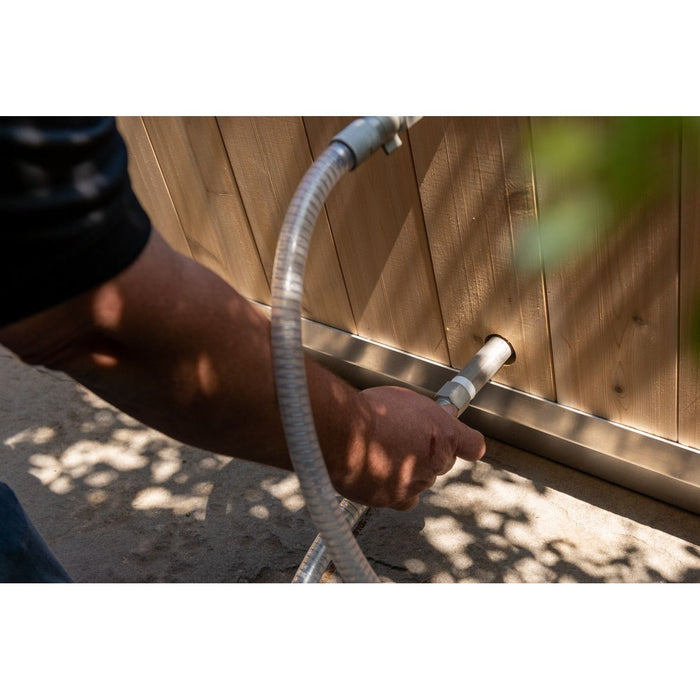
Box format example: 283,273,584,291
0,117,151,327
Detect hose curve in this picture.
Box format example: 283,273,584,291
271,142,379,583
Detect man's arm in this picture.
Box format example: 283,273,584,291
0,229,485,510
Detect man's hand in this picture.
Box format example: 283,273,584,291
324,386,486,511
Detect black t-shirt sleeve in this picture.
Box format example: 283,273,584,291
0,117,152,327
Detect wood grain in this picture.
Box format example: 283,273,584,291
141,117,269,303
303,117,450,365
533,117,680,440
409,117,555,398
116,117,192,258
216,117,355,332
680,118,700,449
120,115,697,447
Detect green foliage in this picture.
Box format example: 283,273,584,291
518,116,700,351
523,118,681,262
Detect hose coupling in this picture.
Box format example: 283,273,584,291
435,335,515,417
330,116,421,170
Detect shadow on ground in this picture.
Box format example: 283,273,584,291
1,347,698,583
357,445,700,583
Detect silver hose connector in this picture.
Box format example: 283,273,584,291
435,336,514,417
330,116,422,168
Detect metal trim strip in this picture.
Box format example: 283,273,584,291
256,304,700,515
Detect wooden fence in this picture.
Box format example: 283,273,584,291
117,117,700,451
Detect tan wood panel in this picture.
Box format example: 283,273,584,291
303,117,449,365
216,117,355,332
680,119,700,449
409,117,555,399
532,117,679,441
116,117,192,258
142,117,269,303
122,115,695,445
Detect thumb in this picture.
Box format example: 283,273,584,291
454,421,486,461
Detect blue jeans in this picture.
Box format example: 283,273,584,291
0,482,72,582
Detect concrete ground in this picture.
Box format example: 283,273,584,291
1,344,698,584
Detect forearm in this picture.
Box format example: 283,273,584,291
1,230,485,510
0,230,364,473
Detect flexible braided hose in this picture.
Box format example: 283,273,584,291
270,142,379,583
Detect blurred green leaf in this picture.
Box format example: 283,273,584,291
518,186,609,270
533,120,605,181
519,116,700,353
523,117,683,270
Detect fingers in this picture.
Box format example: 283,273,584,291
398,475,433,510
434,457,456,476
396,495,420,511
453,422,486,462
435,400,486,462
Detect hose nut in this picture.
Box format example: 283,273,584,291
330,117,403,169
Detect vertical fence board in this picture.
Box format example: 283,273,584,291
303,117,449,364
680,119,700,449
216,117,355,332
142,117,269,303
533,117,679,441
180,117,270,302
409,117,555,398
120,116,697,448
116,117,192,258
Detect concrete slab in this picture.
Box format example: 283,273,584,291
1,345,698,583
